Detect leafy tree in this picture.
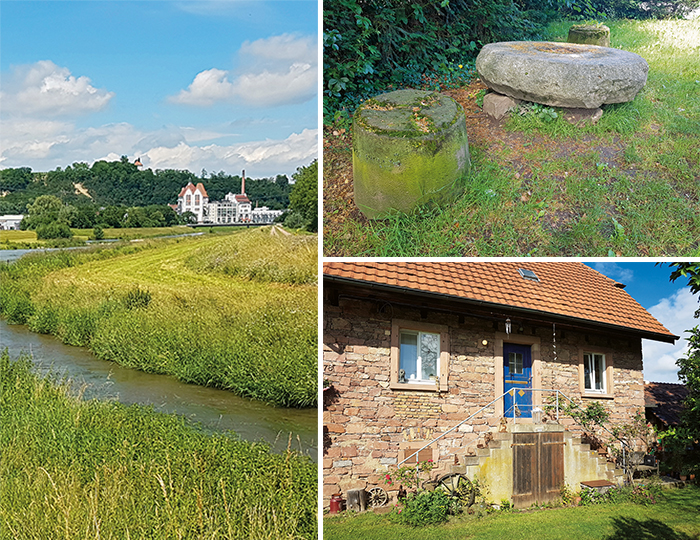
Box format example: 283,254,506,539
661,263,700,475
22,195,65,230
288,160,318,232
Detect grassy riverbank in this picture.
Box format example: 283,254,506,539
0,352,317,539
0,229,317,407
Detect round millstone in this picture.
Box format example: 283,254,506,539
352,89,470,219
476,41,648,109
568,24,610,47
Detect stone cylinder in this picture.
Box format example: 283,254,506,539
352,89,471,219
568,24,610,47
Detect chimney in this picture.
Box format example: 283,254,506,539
241,170,246,195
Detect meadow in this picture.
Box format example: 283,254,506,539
0,225,197,248
0,352,317,539
323,19,700,256
0,229,317,408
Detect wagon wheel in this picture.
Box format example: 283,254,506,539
422,478,439,492
367,486,388,507
435,473,476,507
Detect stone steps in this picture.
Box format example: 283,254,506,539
443,423,626,490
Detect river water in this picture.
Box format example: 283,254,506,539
1,320,318,461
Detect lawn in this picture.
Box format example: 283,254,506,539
323,19,700,257
324,485,700,540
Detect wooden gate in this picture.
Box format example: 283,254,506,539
512,431,564,508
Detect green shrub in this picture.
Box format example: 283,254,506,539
35,222,72,240
392,490,454,526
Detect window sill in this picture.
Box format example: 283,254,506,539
581,392,614,400
390,382,442,392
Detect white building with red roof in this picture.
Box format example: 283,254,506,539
177,182,208,223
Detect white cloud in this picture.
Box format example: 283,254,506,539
643,287,698,383
169,34,317,107
1,60,114,117
138,128,317,174
0,116,316,177
169,68,235,106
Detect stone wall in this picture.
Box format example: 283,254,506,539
323,295,645,506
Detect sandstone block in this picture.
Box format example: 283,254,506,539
476,41,648,109
563,107,604,125
483,92,520,120
568,24,610,47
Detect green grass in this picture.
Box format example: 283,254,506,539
324,486,700,540
0,230,318,408
323,18,700,257
0,352,317,540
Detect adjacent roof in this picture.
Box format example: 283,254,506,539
235,194,250,204
645,382,688,426
324,262,677,342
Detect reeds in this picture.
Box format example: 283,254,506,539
0,352,317,539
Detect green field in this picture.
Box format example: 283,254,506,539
1,225,208,247
0,229,317,408
0,352,317,539
324,486,700,540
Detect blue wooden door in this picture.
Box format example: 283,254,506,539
504,343,532,418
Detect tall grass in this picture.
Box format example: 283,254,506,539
0,231,318,408
0,352,317,539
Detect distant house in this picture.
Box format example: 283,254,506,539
645,381,688,429
177,182,209,223
0,215,24,230
323,262,678,508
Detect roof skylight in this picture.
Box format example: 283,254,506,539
518,268,540,282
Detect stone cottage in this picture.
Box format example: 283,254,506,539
323,262,677,508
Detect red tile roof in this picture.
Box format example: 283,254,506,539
178,182,208,198
645,382,688,426
324,262,676,341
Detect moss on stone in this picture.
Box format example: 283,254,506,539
568,24,610,47
352,90,471,219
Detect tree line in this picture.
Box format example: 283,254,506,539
0,156,293,215
2,158,318,237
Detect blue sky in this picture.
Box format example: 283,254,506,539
586,262,699,384
0,0,318,178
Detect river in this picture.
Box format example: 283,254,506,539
1,319,317,461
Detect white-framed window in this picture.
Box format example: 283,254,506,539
399,330,440,384
390,319,449,392
583,352,606,393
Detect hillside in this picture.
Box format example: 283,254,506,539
0,157,292,214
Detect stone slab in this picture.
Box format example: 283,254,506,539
476,41,648,109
